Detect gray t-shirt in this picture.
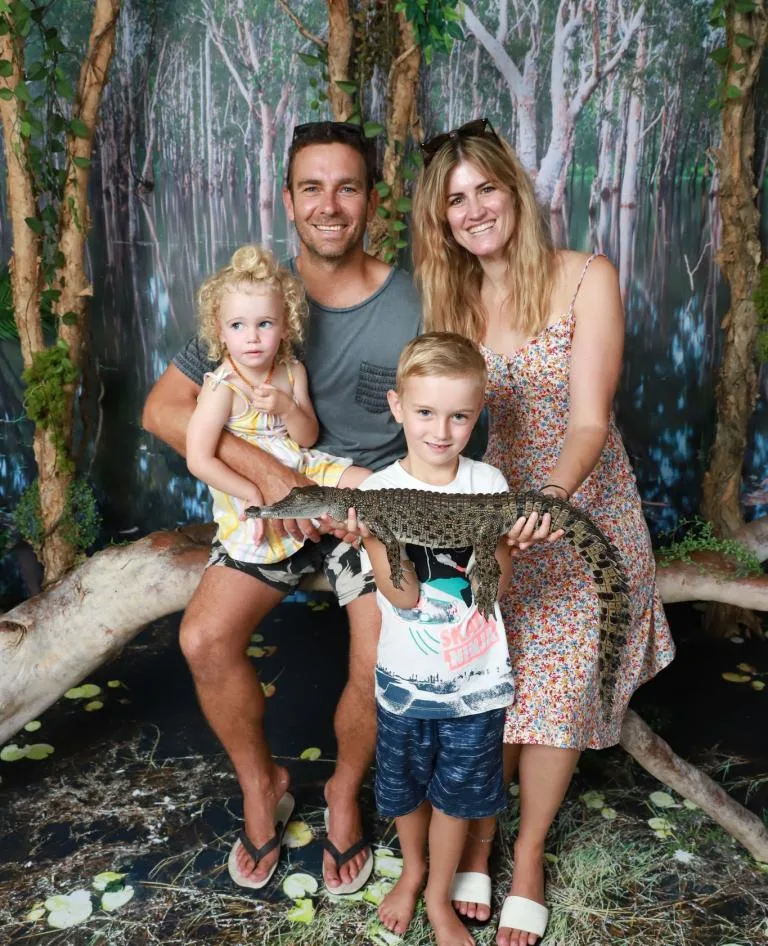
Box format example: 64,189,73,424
173,264,422,471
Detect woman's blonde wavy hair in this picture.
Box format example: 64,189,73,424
412,134,555,343
197,244,307,364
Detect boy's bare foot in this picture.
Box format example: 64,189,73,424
426,894,476,946
452,832,493,922
235,764,291,883
378,864,426,935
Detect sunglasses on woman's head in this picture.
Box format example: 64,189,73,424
420,118,501,167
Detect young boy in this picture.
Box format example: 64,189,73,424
355,333,515,946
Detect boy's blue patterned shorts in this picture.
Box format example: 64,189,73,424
374,704,507,820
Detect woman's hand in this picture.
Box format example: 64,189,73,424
505,490,566,552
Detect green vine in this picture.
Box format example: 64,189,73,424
753,263,768,363
659,517,762,576
22,338,77,472
14,476,101,554
708,0,758,106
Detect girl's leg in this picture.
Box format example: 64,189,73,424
496,745,580,946
453,742,522,920
378,802,430,935
425,810,476,946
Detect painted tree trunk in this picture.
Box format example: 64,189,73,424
367,13,420,257
702,3,768,537
259,100,275,248
327,0,353,120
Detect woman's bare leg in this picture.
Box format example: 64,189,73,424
496,745,580,946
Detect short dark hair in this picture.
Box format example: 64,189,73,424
286,121,378,193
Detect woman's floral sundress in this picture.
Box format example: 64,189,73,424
483,254,675,750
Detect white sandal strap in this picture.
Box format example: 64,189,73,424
499,895,549,937
450,871,492,907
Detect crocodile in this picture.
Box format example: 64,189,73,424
246,486,630,717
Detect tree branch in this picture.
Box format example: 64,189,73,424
463,3,525,101
276,0,326,49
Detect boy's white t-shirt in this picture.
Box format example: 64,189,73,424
359,456,515,720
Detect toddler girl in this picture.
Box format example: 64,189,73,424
186,244,369,567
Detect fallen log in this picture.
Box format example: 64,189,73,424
620,709,768,862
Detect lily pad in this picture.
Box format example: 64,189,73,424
682,799,699,810
366,918,403,945
84,700,104,712
647,816,674,838
282,873,319,899
580,790,605,809
25,743,55,760
722,672,751,683
64,683,102,700
93,871,126,891
601,807,618,820
362,878,395,906
246,646,265,658
25,905,46,922
261,682,276,698
101,886,135,912
283,820,314,848
373,853,403,878
251,633,264,643
752,680,766,692
45,889,93,929
649,791,679,808
23,720,42,732
1,744,28,762
107,680,123,688
737,663,756,673
300,747,322,761
286,897,315,924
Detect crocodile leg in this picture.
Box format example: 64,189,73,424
364,519,406,589
469,525,503,620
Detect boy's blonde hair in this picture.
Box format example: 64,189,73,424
197,244,307,364
396,332,487,393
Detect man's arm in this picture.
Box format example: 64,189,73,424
142,363,318,541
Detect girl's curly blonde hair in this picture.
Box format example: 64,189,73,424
197,244,308,364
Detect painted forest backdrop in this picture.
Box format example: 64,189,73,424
1,0,767,599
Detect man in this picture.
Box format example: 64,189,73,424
142,121,422,893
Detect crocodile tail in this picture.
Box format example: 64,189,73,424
515,490,630,722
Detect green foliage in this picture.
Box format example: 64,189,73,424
396,0,463,65
754,264,768,363
707,0,759,106
13,476,101,554
22,339,78,472
659,517,762,576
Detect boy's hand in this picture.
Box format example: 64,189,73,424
318,507,370,547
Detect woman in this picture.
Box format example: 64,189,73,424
412,119,675,946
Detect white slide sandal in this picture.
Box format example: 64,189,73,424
498,895,549,939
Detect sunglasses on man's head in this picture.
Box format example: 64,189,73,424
420,118,501,167
292,120,367,144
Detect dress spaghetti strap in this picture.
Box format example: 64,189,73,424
567,253,605,316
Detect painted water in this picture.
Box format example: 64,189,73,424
1,178,767,594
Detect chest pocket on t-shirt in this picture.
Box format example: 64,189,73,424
355,361,396,413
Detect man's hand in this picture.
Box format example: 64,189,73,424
259,468,321,543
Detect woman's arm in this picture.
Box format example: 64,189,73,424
362,533,420,610
546,254,624,497
186,382,263,503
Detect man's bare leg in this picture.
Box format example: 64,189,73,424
454,742,522,920
179,565,289,884
323,591,380,888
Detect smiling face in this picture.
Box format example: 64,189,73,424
387,373,485,484
283,143,374,262
444,159,517,263
219,286,286,379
